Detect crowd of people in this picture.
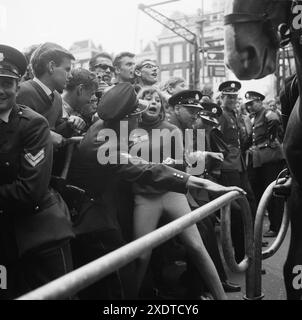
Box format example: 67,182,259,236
0,41,285,300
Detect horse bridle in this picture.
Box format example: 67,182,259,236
224,0,295,48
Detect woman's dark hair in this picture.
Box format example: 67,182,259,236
137,86,166,123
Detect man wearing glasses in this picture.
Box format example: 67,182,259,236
134,59,159,91
89,53,115,99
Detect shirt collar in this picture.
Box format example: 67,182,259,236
33,77,52,96
0,108,12,123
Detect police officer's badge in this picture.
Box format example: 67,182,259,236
212,108,217,114
24,148,45,167
231,83,235,88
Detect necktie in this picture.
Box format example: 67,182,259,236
49,92,55,103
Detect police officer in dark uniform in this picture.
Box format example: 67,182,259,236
0,44,74,299
167,91,241,295
198,101,229,181
218,81,257,263
245,91,285,237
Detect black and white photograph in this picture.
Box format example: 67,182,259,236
0,0,301,307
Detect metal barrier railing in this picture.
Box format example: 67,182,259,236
17,191,251,300
251,178,290,300
17,137,290,300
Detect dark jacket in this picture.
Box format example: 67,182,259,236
249,107,281,146
0,105,73,261
16,80,73,137
219,108,246,172
68,119,190,235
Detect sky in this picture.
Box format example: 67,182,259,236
0,0,277,96
0,0,213,53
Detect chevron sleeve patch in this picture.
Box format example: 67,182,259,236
24,148,45,167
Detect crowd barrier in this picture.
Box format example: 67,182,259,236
17,138,290,300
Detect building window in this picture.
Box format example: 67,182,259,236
160,46,170,65
173,69,183,78
173,44,183,63
160,70,170,83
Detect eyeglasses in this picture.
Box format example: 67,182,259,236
94,64,115,73
141,63,160,71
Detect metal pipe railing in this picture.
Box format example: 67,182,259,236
17,173,290,300
220,197,256,299
251,178,290,300
17,191,245,300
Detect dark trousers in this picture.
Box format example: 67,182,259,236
0,240,73,300
219,170,257,263
71,229,136,300
248,161,285,232
283,182,302,300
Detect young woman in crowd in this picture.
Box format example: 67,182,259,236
132,86,242,298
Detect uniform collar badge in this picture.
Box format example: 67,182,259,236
0,53,4,62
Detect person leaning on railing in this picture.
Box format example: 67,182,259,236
67,83,246,300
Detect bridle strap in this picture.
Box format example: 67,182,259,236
223,1,291,49
224,13,267,25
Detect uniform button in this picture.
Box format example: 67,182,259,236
180,175,184,179
90,198,95,202
5,162,10,167
174,173,177,176
35,206,39,211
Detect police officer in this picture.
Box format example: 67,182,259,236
218,81,257,263
245,91,285,237
198,101,228,180
0,44,74,299
168,91,241,294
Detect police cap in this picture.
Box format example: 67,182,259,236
98,83,148,121
198,102,222,125
0,44,27,79
245,91,265,105
168,90,203,109
219,81,241,95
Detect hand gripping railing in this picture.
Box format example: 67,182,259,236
17,191,251,300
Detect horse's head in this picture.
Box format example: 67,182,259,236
224,0,292,80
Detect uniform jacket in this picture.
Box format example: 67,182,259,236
0,105,74,261
17,80,73,137
250,107,281,146
68,119,190,235
246,107,284,168
219,108,246,172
